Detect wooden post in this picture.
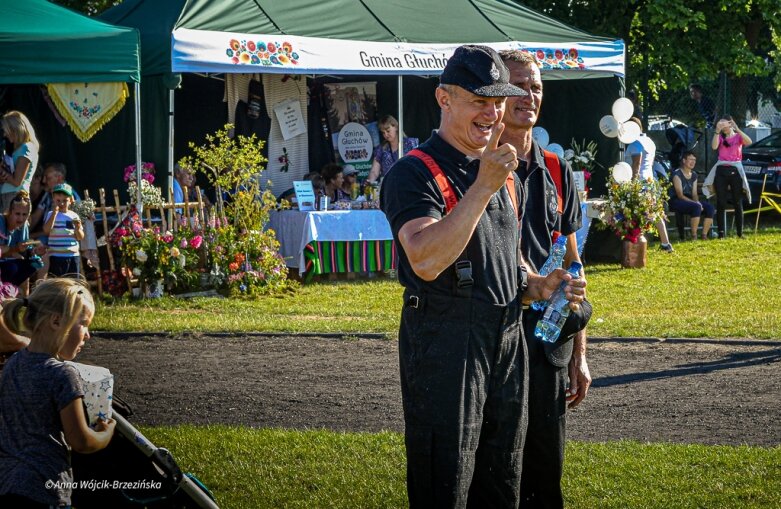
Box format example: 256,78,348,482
98,188,115,272
158,202,167,233
183,186,191,224
169,185,177,232
196,186,205,227
112,189,123,221
83,190,103,296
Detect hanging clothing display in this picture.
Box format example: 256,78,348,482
225,74,308,196
262,74,309,197
224,73,258,126
234,79,272,160
307,82,335,173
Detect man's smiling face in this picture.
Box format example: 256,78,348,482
440,85,506,155
503,60,543,131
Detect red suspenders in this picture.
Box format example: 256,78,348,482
407,148,519,217
542,149,564,214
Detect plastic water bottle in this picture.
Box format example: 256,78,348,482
530,235,568,311
534,262,583,343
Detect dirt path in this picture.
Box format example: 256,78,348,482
79,334,781,447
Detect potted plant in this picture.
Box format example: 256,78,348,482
597,169,668,268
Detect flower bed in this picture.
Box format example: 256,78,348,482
105,125,297,299
112,216,293,298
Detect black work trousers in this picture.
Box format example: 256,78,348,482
518,311,569,509
714,165,744,237
398,290,528,509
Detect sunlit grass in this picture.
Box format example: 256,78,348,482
94,229,781,338
141,426,781,509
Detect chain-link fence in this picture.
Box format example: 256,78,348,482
634,73,779,174
642,73,780,130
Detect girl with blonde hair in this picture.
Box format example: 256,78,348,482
0,111,40,213
0,279,115,507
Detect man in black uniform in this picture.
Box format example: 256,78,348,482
381,45,586,509
499,50,593,509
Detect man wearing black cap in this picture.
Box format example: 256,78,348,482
499,49,592,509
381,44,585,508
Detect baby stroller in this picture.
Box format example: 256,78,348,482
654,123,703,179
71,395,219,508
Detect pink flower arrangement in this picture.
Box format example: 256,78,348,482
190,235,203,250
124,162,156,184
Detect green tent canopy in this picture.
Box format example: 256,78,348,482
171,0,624,78
0,0,144,207
100,0,184,77
0,0,140,84
96,0,622,196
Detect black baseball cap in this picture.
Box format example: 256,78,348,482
440,45,528,98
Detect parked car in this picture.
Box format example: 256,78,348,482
741,130,781,205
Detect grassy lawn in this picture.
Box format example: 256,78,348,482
143,426,781,509
95,230,781,508
95,228,781,339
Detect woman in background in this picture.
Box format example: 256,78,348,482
702,116,752,238
321,163,349,204
366,115,418,184
0,111,39,213
340,165,360,199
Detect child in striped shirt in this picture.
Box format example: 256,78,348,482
42,183,83,278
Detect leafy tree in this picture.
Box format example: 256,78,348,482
179,124,269,233
522,0,781,120
51,0,118,16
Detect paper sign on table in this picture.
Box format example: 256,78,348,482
293,180,316,211
65,361,113,426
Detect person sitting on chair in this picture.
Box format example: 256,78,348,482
320,163,350,203
668,151,714,240
0,192,45,289
340,165,360,198
173,164,210,214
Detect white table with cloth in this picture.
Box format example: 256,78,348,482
267,210,398,278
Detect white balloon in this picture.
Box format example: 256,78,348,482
612,97,634,123
532,126,550,148
618,120,641,144
599,115,620,138
547,143,564,158
612,161,632,183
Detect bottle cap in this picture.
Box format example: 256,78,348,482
569,261,582,272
